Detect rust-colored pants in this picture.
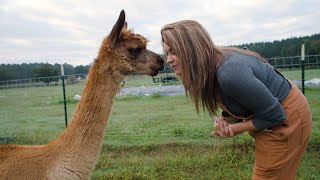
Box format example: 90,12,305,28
250,81,312,180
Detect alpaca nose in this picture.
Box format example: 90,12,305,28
158,56,164,64
158,57,164,71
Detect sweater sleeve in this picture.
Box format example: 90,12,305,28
218,60,286,129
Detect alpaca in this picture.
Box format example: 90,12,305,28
0,10,164,180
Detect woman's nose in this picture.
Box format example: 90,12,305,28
166,54,173,63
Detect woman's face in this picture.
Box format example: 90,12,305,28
163,42,181,76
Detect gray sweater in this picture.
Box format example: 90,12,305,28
217,52,291,129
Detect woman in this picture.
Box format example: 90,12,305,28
161,20,312,179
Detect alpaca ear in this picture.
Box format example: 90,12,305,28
108,10,125,49
123,22,127,31
120,22,128,36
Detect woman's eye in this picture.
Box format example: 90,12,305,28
128,47,142,56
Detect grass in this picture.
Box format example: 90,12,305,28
0,70,319,179
280,68,320,80
92,142,256,180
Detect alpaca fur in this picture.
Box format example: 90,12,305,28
0,10,164,180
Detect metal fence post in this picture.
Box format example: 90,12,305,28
61,64,68,127
301,44,305,94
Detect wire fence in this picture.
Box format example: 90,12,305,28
267,54,319,69
0,55,319,145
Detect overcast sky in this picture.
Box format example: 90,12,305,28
0,0,319,66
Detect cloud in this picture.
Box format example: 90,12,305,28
0,0,319,65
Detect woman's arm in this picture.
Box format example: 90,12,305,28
212,117,257,138
230,119,257,133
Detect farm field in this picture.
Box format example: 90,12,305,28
0,68,319,179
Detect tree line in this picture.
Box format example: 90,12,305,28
0,63,90,81
0,33,319,81
235,33,320,58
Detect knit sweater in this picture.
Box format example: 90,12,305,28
217,52,291,129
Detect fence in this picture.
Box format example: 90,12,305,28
0,55,319,145
267,54,319,69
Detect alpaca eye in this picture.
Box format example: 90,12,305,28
128,47,142,56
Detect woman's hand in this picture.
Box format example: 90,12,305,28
211,117,258,138
211,117,235,138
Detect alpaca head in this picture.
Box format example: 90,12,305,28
97,10,164,76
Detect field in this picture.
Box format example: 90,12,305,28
0,68,319,179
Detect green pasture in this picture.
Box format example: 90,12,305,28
0,68,319,179
280,68,319,80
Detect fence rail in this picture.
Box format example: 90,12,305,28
267,54,319,69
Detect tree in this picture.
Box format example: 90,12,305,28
74,65,90,74
53,63,75,75
0,68,14,81
33,64,59,84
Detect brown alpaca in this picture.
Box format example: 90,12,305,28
0,10,164,180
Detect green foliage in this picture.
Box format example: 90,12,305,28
57,63,75,75
0,63,36,80
236,33,320,57
0,68,14,81
74,65,91,74
0,63,90,81
33,63,59,83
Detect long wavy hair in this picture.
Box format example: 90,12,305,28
161,20,269,116
161,20,222,116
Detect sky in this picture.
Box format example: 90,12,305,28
0,0,319,66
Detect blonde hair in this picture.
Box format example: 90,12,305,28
161,21,269,116
161,20,222,116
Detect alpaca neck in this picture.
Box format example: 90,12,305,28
54,57,124,154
